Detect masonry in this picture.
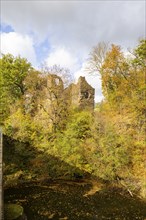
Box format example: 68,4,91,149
47,74,95,111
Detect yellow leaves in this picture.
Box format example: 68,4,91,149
83,163,92,173
102,44,123,71
4,108,32,141
101,48,126,99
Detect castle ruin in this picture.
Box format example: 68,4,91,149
47,74,95,111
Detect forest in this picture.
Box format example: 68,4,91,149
1,39,146,219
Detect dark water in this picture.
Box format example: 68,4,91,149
4,181,146,220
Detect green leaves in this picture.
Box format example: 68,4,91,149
0,54,31,97
133,39,146,66
0,54,32,124
2,41,146,199
66,111,93,140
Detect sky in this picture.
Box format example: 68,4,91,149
0,0,145,102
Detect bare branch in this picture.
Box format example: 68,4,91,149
85,42,109,74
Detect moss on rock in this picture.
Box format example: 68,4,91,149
4,204,24,220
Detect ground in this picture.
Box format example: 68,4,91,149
4,179,146,220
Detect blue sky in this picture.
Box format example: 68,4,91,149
34,38,51,66
0,23,14,33
0,23,51,66
1,0,145,102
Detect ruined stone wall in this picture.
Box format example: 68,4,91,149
47,75,95,111
68,76,95,111
47,74,64,96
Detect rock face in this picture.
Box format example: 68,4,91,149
48,75,95,111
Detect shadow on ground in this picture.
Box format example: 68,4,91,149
4,180,146,220
3,135,146,219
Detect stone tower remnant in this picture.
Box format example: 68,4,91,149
64,76,95,111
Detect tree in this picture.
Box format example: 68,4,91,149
133,39,146,66
52,111,93,172
23,69,44,116
86,39,146,197
0,54,32,98
32,74,69,133
0,54,32,123
41,64,74,87
86,42,109,74
101,44,131,104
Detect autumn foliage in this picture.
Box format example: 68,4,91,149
1,39,146,198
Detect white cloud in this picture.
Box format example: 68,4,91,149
45,47,80,72
1,1,145,52
45,46,104,102
1,1,145,102
1,1,145,71
0,32,37,66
